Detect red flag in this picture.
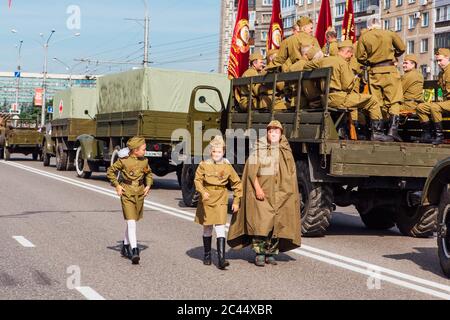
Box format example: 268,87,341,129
315,0,333,47
342,0,356,42
227,0,250,79
266,0,284,51
8,0,12,8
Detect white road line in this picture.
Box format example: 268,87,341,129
12,236,35,248
3,160,450,300
75,287,106,300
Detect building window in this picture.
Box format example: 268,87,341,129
261,31,268,41
384,0,391,10
420,38,428,53
335,25,342,40
384,19,391,30
408,0,415,3
336,3,345,17
299,0,304,6
421,12,429,27
407,40,415,54
395,17,402,31
262,0,272,5
260,48,267,57
396,0,403,6
262,14,271,24
408,15,416,29
307,0,313,5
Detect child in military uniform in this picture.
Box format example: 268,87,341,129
107,137,153,265
194,136,242,269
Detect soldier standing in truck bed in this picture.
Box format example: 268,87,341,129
356,17,406,142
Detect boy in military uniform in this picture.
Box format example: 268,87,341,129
237,53,265,111
107,137,153,265
194,136,242,270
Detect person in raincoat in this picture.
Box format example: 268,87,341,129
227,121,301,267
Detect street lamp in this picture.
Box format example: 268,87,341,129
53,58,85,87
40,30,56,128
14,40,23,113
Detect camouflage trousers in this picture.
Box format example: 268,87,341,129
251,236,280,256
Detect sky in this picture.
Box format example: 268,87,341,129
0,0,221,75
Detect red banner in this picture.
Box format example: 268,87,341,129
8,0,12,8
315,0,333,47
342,0,356,42
227,0,250,79
267,0,284,51
34,88,43,107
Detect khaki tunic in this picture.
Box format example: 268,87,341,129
322,40,339,57
273,32,320,67
227,136,301,253
107,155,153,221
356,28,405,116
304,56,382,121
194,159,242,226
417,64,450,123
238,67,261,111
401,69,424,111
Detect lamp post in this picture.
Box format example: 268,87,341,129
53,57,72,87
15,40,23,113
40,30,55,128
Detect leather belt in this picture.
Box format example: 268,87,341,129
370,61,395,68
122,179,144,187
204,185,226,191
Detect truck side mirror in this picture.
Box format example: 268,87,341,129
198,96,206,104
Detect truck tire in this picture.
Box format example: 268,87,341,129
176,165,183,187
181,162,199,207
32,150,39,161
356,205,396,230
66,150,76,171
0,148,3,160
75,146,92,179
56,145,68,171
438,187,450,278
42,143,50,167
395,205,436,238
296,160,333,237
4,147,10,161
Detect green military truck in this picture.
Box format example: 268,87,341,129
180,69,450,238
0,113,43,161
74,68,229,182
419,158,450,278
42,88,97,170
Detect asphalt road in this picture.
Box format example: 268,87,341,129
1,154,450,300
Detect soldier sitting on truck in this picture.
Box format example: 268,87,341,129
416,48,450,145
237,53,265,112
303,40,391,142
261,49,289,111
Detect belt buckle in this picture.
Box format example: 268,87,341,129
131,180,139,187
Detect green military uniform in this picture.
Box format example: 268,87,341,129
263,49,288,111
322,40,338,57
356,28,405,117
238,53,264,111
107,143,153,221
401,55,424,115
194,158,242,226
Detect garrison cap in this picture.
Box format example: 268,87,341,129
436,48,450,57
297,16,313,28
338,40,354,49
404,54,418,64
127,136,146,150
209,135,226,149
267,120,284,132
250,52,264,62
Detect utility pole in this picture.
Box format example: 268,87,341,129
15,40,23,113
125,0,150,67
41,30,55,128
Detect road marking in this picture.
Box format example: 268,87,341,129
3,160,450,300
75,286,106,300
12,236,35,248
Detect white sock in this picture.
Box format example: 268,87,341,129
214,225,226,238
124,224,130,245
203,225,213,237
127,220,137,249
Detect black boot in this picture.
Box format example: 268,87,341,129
387,115,403,142
417,122,433,143
203,236,212,266
216,238,230,270
131,247,140,265
120,241,132,259
353,121,367,141
371,120,394,142
432,122,445,145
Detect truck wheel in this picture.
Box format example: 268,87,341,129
176,165,183,187
66,150,76,171
438,187,450,278
56,145,68,171
356,205,396,230
42,143,50,167
0,148,3,160
181,162,199,207
296,160,333,237
32,151,39,161
395,205,436,238
4,148,10,161
75,146,92,179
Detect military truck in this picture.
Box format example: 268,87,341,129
42,88,97,170
0,114,43,161
180,69,450,238
419,158,450,278
74,68,229,182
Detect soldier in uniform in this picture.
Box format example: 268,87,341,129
107,137,153,265
416,48,450,144
194,136,242,269
262,49,289,111
237,53,265,111
356,18,406,142
322,26,339,57
273,17,320,68
400,54,428,140
304,40,391,142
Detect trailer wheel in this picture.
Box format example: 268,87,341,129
181,162,199,207
395,205,437,238
438,186,450,278
356,205,396,230
75,146,92,179
56,145,68,171
4,147,10,161
296,160,334,237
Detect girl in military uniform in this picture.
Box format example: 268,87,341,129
107,137,153,265
194,136,242,269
